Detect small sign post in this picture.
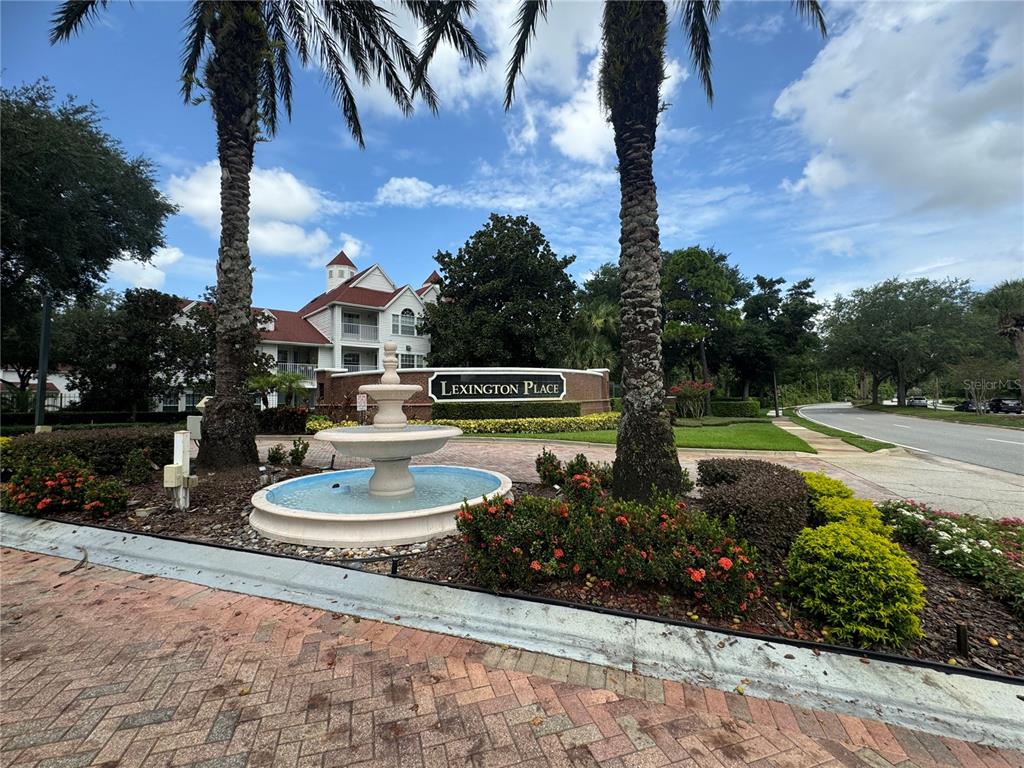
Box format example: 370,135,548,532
356,393,368,411
163,430,197,511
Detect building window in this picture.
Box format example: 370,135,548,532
184,393,203,410
392,308,417,336
317,383,325,401
277,349,288,363
161,393,179,413
399,354,416,368
343,352,360,369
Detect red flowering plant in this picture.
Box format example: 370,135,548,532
2,454,128,519
669,380,714,419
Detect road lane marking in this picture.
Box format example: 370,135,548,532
856,417,865,420
793,406,930,453
892,424,911,428
987,438,1024,446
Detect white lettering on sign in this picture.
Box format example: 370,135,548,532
439,381,522,397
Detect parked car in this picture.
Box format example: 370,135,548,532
907,396,930,407
988,398,1023,414
953,400,987,413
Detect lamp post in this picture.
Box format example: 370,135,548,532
33,293,52,431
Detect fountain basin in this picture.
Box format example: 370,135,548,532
249,465,512,547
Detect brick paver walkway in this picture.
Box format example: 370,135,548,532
3,549,1020,768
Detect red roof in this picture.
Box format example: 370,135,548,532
423,270,441,285
298,283,401,316
260,310,330,344
328,250,355,268
177,300,329,345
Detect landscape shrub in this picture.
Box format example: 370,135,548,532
289,437,310,466
305,415,358,434
697,461,809,558
879,500,1024,620
266,444,287,464
122,448,153,485
256,406,308,434
3,427,175,476
431,401,581,420
433,412,620,434
696,458,782,488
801,471,854,506
815,497,889,535
2,454,129,518
534,448,616,489
610,397,623,412
670,380,714,419
457,473,759,616
709,399,761,418
785,522,925,647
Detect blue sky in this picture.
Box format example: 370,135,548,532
3,1,1021,312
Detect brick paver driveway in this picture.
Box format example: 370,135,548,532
3,549,1020,768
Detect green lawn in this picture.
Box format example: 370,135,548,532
481,422,815,452
785,409,895,452
858,404,1024,430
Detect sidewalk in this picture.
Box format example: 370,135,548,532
3,547,1020,768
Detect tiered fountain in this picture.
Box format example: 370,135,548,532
249,342,511,547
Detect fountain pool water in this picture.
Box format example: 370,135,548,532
249,341,511,547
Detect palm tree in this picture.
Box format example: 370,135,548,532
505,0,825,501
52,0,484,467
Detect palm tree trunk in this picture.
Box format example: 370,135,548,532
605,2,683,501
699,336,711,414
196,5,262,468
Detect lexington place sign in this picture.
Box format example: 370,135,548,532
428,371,566,402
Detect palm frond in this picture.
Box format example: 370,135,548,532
791,0,827,37
317,1,418,117
180,1,214,103
680,0,716,104
303,2,368,145
406,1,486,103
265,2,294,121
49,0,108,44
504,0,548,111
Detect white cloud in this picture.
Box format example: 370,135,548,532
167,161,352,262
780,153,850,196
107,246,215,290
722,14,784,44
774,2,1023,211
338,232,367,261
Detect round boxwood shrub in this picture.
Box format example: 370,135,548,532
786,522,925,647
815,497,889,535
801,471,854,505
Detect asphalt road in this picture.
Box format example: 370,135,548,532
798,403,1024,476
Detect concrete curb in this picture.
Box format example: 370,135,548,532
2,512,1021,750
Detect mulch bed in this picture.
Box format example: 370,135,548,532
24,468,1023,677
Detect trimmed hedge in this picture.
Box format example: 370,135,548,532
3,427,175,476
256,407,308,434
786,522,925,647
697,459,810,558
1,410,192,426
433,412,620,434
709,398,760,418
431,401,581,420
816,497,889,535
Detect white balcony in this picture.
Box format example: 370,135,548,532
341,322,379,342
276,362,317,382
341,364,380,372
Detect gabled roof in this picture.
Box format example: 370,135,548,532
259,310,331,344
177,300,330,345
416,284,438,297
298,283,402,315
327,250,355,268
422,270,441,285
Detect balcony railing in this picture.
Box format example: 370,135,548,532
276,362,317,381
341,363,379,372
341,322,379,341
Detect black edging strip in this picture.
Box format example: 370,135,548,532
10,511,1022,688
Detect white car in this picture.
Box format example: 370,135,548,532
907,396,929,407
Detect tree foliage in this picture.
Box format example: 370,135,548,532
421,214,577,368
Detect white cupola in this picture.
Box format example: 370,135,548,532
326,250,356,291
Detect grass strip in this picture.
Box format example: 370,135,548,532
857,404,1024,430
785,408,894,452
